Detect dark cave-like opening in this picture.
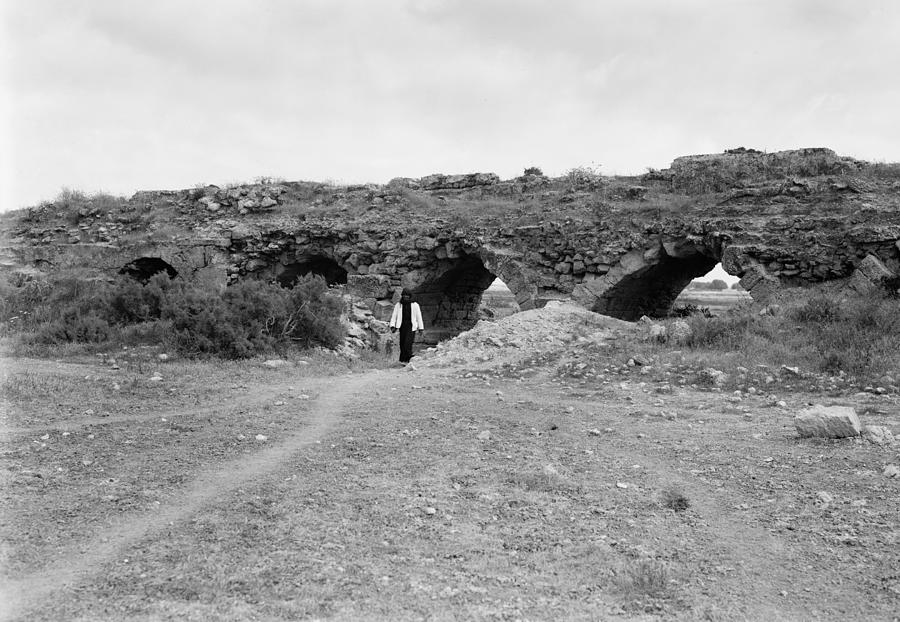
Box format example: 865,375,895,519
276,257,348,287
119,257,178,283
412,255,499,343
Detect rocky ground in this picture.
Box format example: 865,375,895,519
1,304,899,621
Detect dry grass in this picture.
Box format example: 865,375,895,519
614,559,677,601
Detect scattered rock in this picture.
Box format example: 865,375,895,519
794,405,861,438
780,365,801,377
862,425,896,446
263,359,289,368
648,324,667,342
815,491,833,507
698,368,728,386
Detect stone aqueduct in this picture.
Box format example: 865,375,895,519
6,148,900,344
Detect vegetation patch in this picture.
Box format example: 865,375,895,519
1,272,345,358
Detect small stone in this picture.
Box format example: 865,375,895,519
263,359,289,368
588,428,603,436
883,464,900,478
423,506,437,516
616,482,628,489
157,353,169,361
477,430,492,441
815,491,833,506
255,434,268,442
780,365,801,377
699,368,728,386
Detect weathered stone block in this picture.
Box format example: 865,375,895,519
372,300,395,322
346,274,392,299
849,254,894,293
619,250,646,272
794,405,861,438
415,236,439,250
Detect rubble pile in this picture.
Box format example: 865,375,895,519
420,301,634,368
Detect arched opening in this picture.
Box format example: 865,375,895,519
673,263,751,315
119,257,178,283
276,256,348,287
594,252,718,320
411,255,499,343
478,277,520,321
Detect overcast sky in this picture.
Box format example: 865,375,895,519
2,0,899,212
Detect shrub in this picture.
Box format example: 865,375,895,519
3,271,346,358
107,273,173,324
565,164,604,190
159,275,344,358
682,289,900,380
792,294,841,323
523,166,544,176
806,296,900,376
281,274,345,349
35,309,111,344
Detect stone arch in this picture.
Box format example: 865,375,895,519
276,255,348,287
402,252,529,343
572,237,733,320
118,257,178,283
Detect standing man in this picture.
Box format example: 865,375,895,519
389,288,424,364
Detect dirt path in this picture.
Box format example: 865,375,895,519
0,369,382,622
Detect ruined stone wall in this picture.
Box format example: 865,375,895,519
3,148,899,333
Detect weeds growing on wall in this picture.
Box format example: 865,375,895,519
0,272,345,358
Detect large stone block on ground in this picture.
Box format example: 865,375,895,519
794,405,861,438
847,254,895,294
346,274,392,299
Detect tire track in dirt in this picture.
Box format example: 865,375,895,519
0,370,382,622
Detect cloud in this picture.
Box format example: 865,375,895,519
3,0,900,210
